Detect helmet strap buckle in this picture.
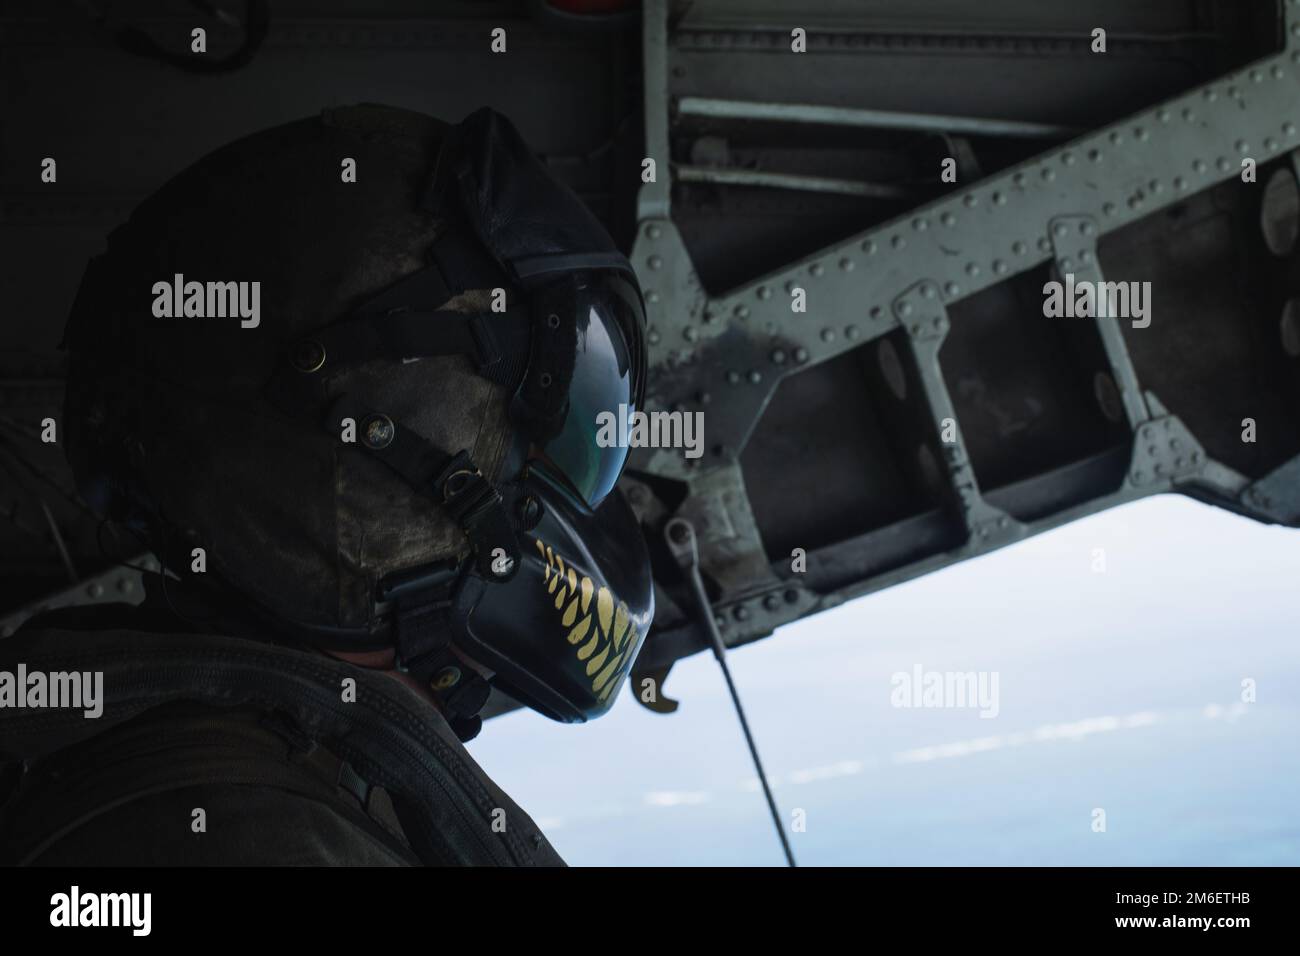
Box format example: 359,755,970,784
435,451,522,582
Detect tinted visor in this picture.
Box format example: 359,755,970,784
538,275,644,508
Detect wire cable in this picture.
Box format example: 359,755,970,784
664,516,797,867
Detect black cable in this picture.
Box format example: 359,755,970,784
0,451,71,558
684,567,797,867
114,0,270,74
94,517,157,576
38,500,79,585
96,509,219,628
666,518,797,867
0,425,101,520
528,0,639,33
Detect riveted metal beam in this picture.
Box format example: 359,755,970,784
627,1,1300,670
637,2,1300,460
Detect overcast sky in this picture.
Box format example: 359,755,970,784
469,494,1300,866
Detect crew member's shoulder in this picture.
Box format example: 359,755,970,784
0,620,565,867
2,699,421,866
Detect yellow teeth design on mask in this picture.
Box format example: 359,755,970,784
537,538,639,703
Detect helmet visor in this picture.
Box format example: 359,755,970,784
537,276,643,508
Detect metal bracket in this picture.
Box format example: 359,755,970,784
1241,453,1300,523
892,281,1022,547
672,462,782,597
1127,414,1208,490
893,279,950,342
1048,213,1151,430
0,556,154,638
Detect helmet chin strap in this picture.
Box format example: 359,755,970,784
377,558,495,742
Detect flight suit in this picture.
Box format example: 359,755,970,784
0,604,564,867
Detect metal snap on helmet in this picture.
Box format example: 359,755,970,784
62,104,653,738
